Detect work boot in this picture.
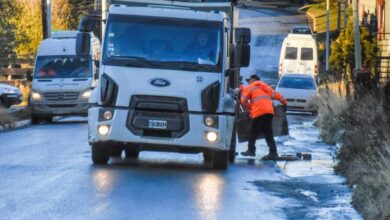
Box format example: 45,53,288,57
261,152,278,161
241,150,256,157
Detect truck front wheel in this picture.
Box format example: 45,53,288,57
212,150,229,170
92,143,109,164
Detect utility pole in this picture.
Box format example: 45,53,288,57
352,0,362,69
326,0,330,72
337,0,341,32
41,0,51,39
344,0,348,28
102,0,109,38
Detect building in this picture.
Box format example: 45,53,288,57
376,0,389,84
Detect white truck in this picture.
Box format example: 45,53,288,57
30,31,100,123
77,0,280,169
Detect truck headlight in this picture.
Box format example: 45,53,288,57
206,131,218,143
98,125,110,136
31,92,42,101
81,90,91,99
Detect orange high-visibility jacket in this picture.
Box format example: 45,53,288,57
241,81,287,118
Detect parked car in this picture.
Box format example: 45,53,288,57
275,74,318,113
0,83,23,108
279,29,319,78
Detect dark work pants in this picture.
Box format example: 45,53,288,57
248,114,277,154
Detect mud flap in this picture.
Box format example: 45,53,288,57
237,105,289,143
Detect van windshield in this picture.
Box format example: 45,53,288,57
34,55,92,78
285,47,297,60
278,77,316,90
103,15,223,72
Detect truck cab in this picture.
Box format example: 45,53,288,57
30,31,100,123
78,0,251,169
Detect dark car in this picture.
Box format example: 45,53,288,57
0,83,23,108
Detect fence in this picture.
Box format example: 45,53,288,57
0,57,34,86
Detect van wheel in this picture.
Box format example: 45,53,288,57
203,150,212,162
31,115,43,124
0,97,10,108
44,117,53,123
125,150,139,158
92,143,109,164
229,127,237,163
212,150,229,170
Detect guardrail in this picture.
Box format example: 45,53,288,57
0,68,33,81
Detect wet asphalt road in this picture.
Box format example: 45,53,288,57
0,7,361,220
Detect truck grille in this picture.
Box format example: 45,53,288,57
127,95,189,138
43,92,80,101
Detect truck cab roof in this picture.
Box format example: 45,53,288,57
109,4,227,22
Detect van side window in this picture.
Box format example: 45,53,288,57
285,47,297,60
301,48,313,60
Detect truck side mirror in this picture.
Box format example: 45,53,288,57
234,28,251,44
78,15,99,32
76,32,91,56
240,44,250,67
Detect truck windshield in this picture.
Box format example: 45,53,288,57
103,15,223,72
34,55,92,78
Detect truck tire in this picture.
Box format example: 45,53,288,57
229,127,237,163
125,149,139,158
92,143,109,164
111,149,122,157
212,150,229,170
203,150,212,162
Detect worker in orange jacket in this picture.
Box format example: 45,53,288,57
240,74,287,160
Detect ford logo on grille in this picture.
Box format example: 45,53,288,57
150,78,171,87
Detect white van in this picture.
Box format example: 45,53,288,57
278,33,318,78
30,31,100,123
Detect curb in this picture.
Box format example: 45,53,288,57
0,119,31,131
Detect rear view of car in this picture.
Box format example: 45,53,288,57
275,74,318,113
0,83,22,108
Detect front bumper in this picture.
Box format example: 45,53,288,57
31,101,89,116
0,93,22,107
88,107,234,152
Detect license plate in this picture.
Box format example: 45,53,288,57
148,120,167,129
7,94,17,98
